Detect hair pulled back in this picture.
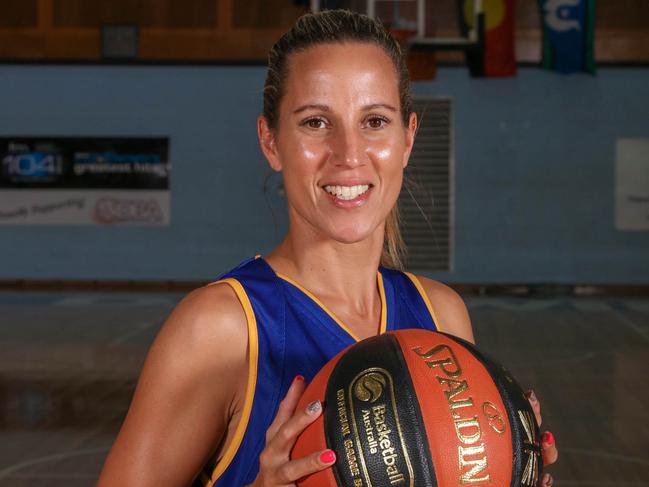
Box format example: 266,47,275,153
263,9,411,269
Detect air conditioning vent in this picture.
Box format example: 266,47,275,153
399,97,453,272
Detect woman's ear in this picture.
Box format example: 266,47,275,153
402,112,418,168
257,115,282,172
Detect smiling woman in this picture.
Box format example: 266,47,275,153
96,9,555,487
258,41,416,258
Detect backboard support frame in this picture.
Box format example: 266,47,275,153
309,0,485,52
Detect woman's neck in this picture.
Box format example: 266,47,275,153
265,227,384,318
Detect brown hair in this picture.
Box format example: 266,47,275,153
263,9,411,269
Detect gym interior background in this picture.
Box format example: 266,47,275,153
0,0,648,485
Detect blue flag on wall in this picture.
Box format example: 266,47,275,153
539,0,596,74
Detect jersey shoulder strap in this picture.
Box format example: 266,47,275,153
380,267,439,331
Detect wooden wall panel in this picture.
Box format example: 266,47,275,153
233,0,305,29
597,0,649,29
0,31,43,57
138,29,290,60
53,0,218,28
517,0,541,30
0,0,38,28
0,0,647,63
0,31,97,59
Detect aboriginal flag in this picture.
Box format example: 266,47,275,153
539,0,597,74
458,0,516,77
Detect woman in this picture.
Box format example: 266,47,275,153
98,10,557,487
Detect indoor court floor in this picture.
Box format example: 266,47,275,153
0,290,647,486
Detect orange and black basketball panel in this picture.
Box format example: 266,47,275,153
292,329,542,487
439,332,545,487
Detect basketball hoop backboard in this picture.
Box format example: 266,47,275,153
310,0,485,52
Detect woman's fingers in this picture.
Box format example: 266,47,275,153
538,430,557,487
257,384,331,485
274,449,336,484
272,399,323,452
539,472,554,487
525,390,558,465
526,389,543,427
253,378,336,486
541,431,558,465
266,375,305,441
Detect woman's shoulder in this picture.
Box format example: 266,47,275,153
140,281,250,386
408,274,475,343
160,282,249,356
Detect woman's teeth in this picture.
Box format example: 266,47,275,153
323,184,370,200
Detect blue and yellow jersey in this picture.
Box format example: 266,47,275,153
194,256,439,486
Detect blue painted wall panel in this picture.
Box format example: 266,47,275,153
1,66,647,283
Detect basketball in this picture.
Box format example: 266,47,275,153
292,329,543,487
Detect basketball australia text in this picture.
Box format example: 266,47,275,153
337,369,412,486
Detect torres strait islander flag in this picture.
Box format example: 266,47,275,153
539,0,597,74
459,0,517,77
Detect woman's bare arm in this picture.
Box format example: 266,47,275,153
98,283,248,487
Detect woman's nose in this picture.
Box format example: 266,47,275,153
330,127,365,168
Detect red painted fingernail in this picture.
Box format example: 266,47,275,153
319,449,336,464
526,389,538,403
293,375,304,385
542,431,555,446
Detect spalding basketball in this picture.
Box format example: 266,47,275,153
292,329,542,487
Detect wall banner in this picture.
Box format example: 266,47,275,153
538,0,597,74
458,0,517,78
0,137,169,225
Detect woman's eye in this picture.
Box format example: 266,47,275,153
304,118,327,129
367,116,389,129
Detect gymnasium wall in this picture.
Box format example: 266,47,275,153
1,65,648,284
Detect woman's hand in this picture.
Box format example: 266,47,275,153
248,376,336,486
527,390,558,487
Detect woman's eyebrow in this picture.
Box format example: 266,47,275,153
362,103,398,112
293,103,330,114
293,103,398,114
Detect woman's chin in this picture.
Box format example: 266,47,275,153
327,223,378,246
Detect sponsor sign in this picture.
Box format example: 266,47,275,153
0,137,169,225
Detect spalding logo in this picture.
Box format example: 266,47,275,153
353,372,386,403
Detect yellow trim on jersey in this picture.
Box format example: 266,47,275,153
204,278,259,485
276,272,387,342
377,272,388,334
404,273,441,331
276,273,362,342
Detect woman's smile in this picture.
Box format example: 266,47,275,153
322,183,373,207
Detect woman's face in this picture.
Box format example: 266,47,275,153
259,42,416,245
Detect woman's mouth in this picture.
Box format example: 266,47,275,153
321,184,373,208
322,184,370,200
